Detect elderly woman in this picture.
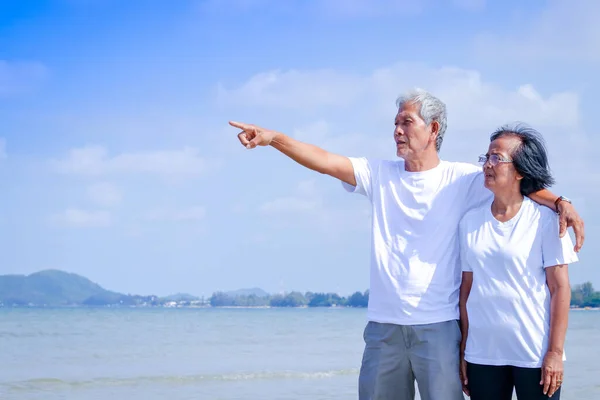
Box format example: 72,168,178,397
458,124,579,400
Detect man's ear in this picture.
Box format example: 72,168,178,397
430,121,439,142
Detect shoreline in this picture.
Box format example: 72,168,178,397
2,305,598,311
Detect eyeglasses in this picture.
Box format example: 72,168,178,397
478,154,513,167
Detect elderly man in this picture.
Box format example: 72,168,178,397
229,89,584,400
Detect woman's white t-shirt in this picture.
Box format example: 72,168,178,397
459,196,579,368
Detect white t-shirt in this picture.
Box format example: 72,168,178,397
459,196,579,368
343,157,492,325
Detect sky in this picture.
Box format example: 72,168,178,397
1,0,599,298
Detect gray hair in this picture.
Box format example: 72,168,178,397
395,89,447,152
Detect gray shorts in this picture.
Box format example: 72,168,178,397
358,319,464,400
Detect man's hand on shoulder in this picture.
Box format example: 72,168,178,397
230,121,280,149
557,201,584,252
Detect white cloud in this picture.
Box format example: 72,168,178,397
218,69,363,110
366,64,579,131
473,0,600,63
87,182,122,207
0,60,47,96
0,138,6,160
51,145,212,177
50,209,112,228
220,63,579,129
293,120,390,159
223,62,582,163
144,206,206,222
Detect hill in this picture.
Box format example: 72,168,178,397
0,270,267,307
0,269,122,306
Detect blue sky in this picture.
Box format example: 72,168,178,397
1,0,598,297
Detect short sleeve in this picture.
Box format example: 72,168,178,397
458,217,473,272
341,157,377,201
465,170,493,213
541,209,579,268
450,162,493,214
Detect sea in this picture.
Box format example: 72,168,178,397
1,307,598,400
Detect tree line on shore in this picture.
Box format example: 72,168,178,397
209,290,370,308
2,269,598,308
208,282,600,309
571,282,600,308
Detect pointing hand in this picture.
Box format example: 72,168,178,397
229,121,279,149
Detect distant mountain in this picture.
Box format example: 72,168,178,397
225,287,269,297
0,269,121,306
0,269,268,307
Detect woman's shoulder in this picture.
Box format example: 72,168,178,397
519,199,562,237
523,197,558,225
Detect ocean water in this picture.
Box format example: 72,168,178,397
0,307,598,400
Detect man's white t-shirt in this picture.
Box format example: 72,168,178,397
343,157,492,325
459,196,579,368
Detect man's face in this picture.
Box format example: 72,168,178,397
393,102,437,159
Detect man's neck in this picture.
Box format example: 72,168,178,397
491,191,524,222
404,154,441,172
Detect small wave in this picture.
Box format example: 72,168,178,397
0,331,87,338
0,331,57,338
4,369,358,392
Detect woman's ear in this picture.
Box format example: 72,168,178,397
515,171,524,181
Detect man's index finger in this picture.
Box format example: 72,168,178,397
229,121,248,130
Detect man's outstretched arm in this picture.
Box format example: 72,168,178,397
529,189,585,252
230,121,356,186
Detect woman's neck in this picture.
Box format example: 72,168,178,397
491,191,524,222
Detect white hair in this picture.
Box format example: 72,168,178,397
395,88,447,152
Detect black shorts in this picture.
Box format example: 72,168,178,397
467,362,561,400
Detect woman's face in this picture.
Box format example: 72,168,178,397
482,136,523,192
